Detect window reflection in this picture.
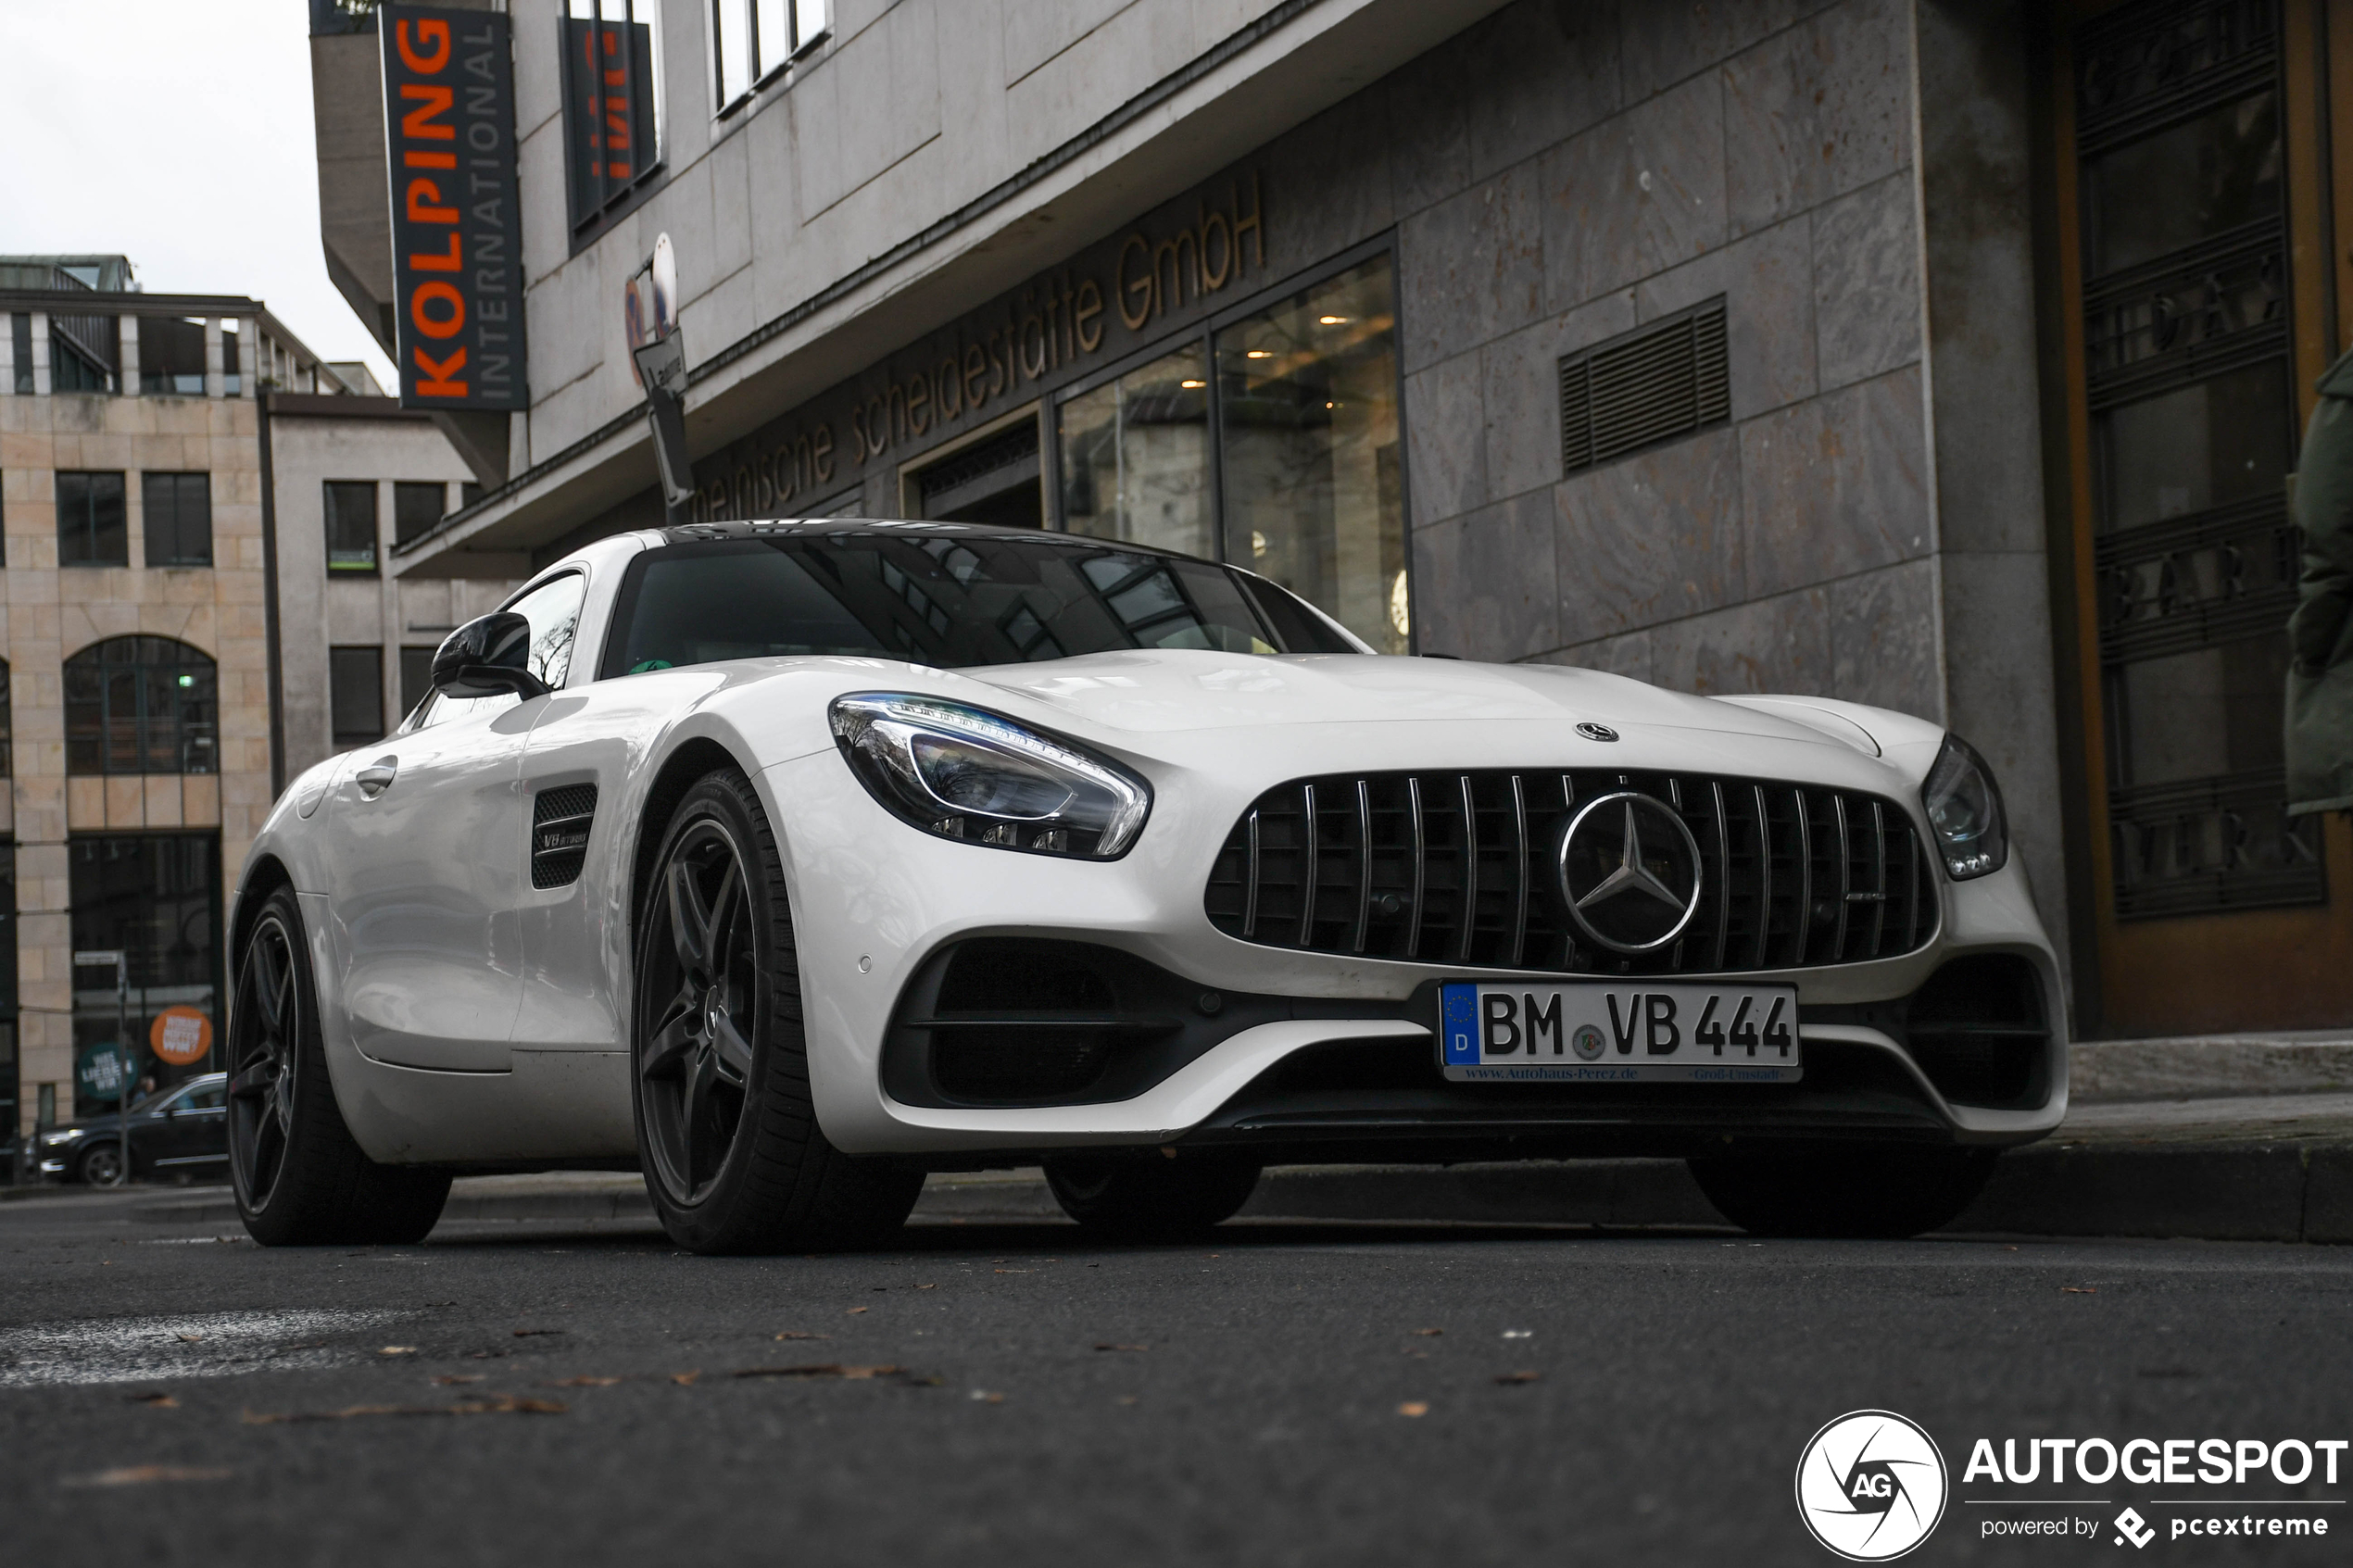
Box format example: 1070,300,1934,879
2085,92,2280,278
1215,256,1406,653
1057,342,1213,558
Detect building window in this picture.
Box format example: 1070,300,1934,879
324,481,379,573
331,646,386,748
49,311,119,395
398,646,437,723
69,833,220,1115
712,0,828,110
222,324,242,396
1054,251,1407,653
64,637,219,776
140,318,209,396
562,0,662,240
0,658,11,776
142,472,214,567
10,315,31,395
57,471,129,567
393,482,448,546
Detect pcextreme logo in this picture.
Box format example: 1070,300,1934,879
1796,1411,1951,1561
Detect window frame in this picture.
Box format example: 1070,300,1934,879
322,480,381,576
329,645,387,749
56,470,129,568
141,471,214,569
62,636,220,777
560,0,668,249
1044,235,1415,650
392,481,450,548
711,0,831,118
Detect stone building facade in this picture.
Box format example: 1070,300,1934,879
322,0,2353,1037
0,270,346,1135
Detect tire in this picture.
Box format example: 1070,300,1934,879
77,1143,126,1188
1685,1145,1998,1239
1042,1152,1263,1241
228,886,452,1246
632,768,924,1255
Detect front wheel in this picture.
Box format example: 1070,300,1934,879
77,1143,126,1188
632,769,923,1255
1043,1153,1263,1241
228,887,451,1245
1685,1145,1997,1238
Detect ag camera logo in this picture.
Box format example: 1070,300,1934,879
1796,1411,1949,1561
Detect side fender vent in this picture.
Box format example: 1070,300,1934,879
531,784,598,889
1560,295,1730,473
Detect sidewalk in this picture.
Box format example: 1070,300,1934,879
30,1032,2353,1244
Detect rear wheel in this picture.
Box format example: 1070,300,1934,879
1043,1152,1262,1241
1685,1145,1997,1238
632,769,924,1255
228,887,451,1245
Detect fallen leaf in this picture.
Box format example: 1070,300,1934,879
1501,1330,1533,1340
773,1331,830,1341
2060,1286,2097,1295
994,1270,1032,1274
241,1395,566,1424
541,1376,623,1387
128,1392,179,1408
969,1389,1005,1404
1398,1402,1428,1418
1413,1328,1443,1337
845,1307,868,1315
174,1334,204,1344
65,1465,230,1487
378,1346,418,1357
1494,1371,1541,1386
1094,1344,1148,1353
512,1328,564,1338
918,1284,937,1290
671,1372,700,1386
430,1375,483,1386
732,1364,906,1381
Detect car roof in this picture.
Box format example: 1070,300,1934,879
652,518,1194,561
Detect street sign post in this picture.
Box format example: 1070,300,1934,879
626,233,693,521
73,950,129,1186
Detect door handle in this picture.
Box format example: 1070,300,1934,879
356,756,399,798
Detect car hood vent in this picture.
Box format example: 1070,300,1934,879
531,784,598,889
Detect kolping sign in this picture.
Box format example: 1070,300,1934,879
381,4,528,410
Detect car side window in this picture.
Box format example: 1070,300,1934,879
184,1084,226,1111
408,572,587,731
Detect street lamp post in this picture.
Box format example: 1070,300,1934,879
72,950,130,1186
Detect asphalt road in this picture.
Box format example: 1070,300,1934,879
3,1192,2348,1566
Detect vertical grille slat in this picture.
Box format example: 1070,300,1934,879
530,784,598,889
1208,768,1939,976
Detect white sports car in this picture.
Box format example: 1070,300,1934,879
228,519,2063,1251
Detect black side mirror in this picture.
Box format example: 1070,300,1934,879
433,612,553,701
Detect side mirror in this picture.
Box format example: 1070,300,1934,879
433,612,553,701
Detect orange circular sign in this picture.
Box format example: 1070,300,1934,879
150,1006,213,1066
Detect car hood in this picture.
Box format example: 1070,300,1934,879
963,649,1833,745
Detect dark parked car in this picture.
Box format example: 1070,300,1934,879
28,1073,228,1186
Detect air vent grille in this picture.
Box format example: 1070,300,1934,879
1560,297,1730,474
531,784,598,889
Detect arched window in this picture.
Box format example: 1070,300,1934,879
64,637,218,776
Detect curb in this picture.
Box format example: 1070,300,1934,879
116,1142,2353,1242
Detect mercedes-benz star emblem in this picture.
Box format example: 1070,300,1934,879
1555,791,1703,953
1575,721,1618,742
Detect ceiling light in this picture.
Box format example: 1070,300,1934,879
1179,379,1205,389
1319,315,1348,325
1245,349,1273,359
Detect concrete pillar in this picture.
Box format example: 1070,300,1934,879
235,317,257,397
121,313,142,397
205,318,223,399
0,312,13,395
31,313,51,397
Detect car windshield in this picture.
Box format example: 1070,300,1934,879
598,530,1357,678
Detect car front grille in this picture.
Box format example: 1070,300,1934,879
1203,770,1939,976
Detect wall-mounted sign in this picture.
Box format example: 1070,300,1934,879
150,1006,213,1067
382,4,528,410
76,1042,130,1104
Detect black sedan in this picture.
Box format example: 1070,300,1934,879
26,1074,228,1186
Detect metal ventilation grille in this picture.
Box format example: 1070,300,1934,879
1560,297,1730,473
1203,769,1936,977
530,784,598,889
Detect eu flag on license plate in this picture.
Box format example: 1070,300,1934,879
1440,984,1478,1065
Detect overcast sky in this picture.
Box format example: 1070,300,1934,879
0,3,397,387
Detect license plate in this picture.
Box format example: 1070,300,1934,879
1437,981,1802,1083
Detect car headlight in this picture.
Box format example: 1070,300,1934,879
1921,733,2007,880
37,1130,76,1147
828,693,1151,859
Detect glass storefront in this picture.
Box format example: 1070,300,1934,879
69,834,220,1116
1055,252,1406,653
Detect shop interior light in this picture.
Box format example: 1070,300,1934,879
1245,349,1273,358
1180,379,1205,388
1318,315,1349,324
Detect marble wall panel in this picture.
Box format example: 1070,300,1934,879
1812,169,1922,391
1541,71,1727,308
1411,489,1559,661
1649,585,1834,696
1479,289,1637,504
1554,422,1744,644
1398,163,1545,373
1461,0,1623,182
1722,0,1911,238
1739,364,1929,601
1634,213,1817,420
1403,350,1488,526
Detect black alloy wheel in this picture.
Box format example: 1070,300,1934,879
227,887,451,1246
638,815,760,1203
632,769,924,1254
77,1142,126,1188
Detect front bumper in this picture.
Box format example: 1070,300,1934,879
763,745,2069,1162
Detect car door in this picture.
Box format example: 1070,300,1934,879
324,572,587,1072
157,1077,227,1174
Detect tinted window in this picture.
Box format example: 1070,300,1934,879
600,533,1355,679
